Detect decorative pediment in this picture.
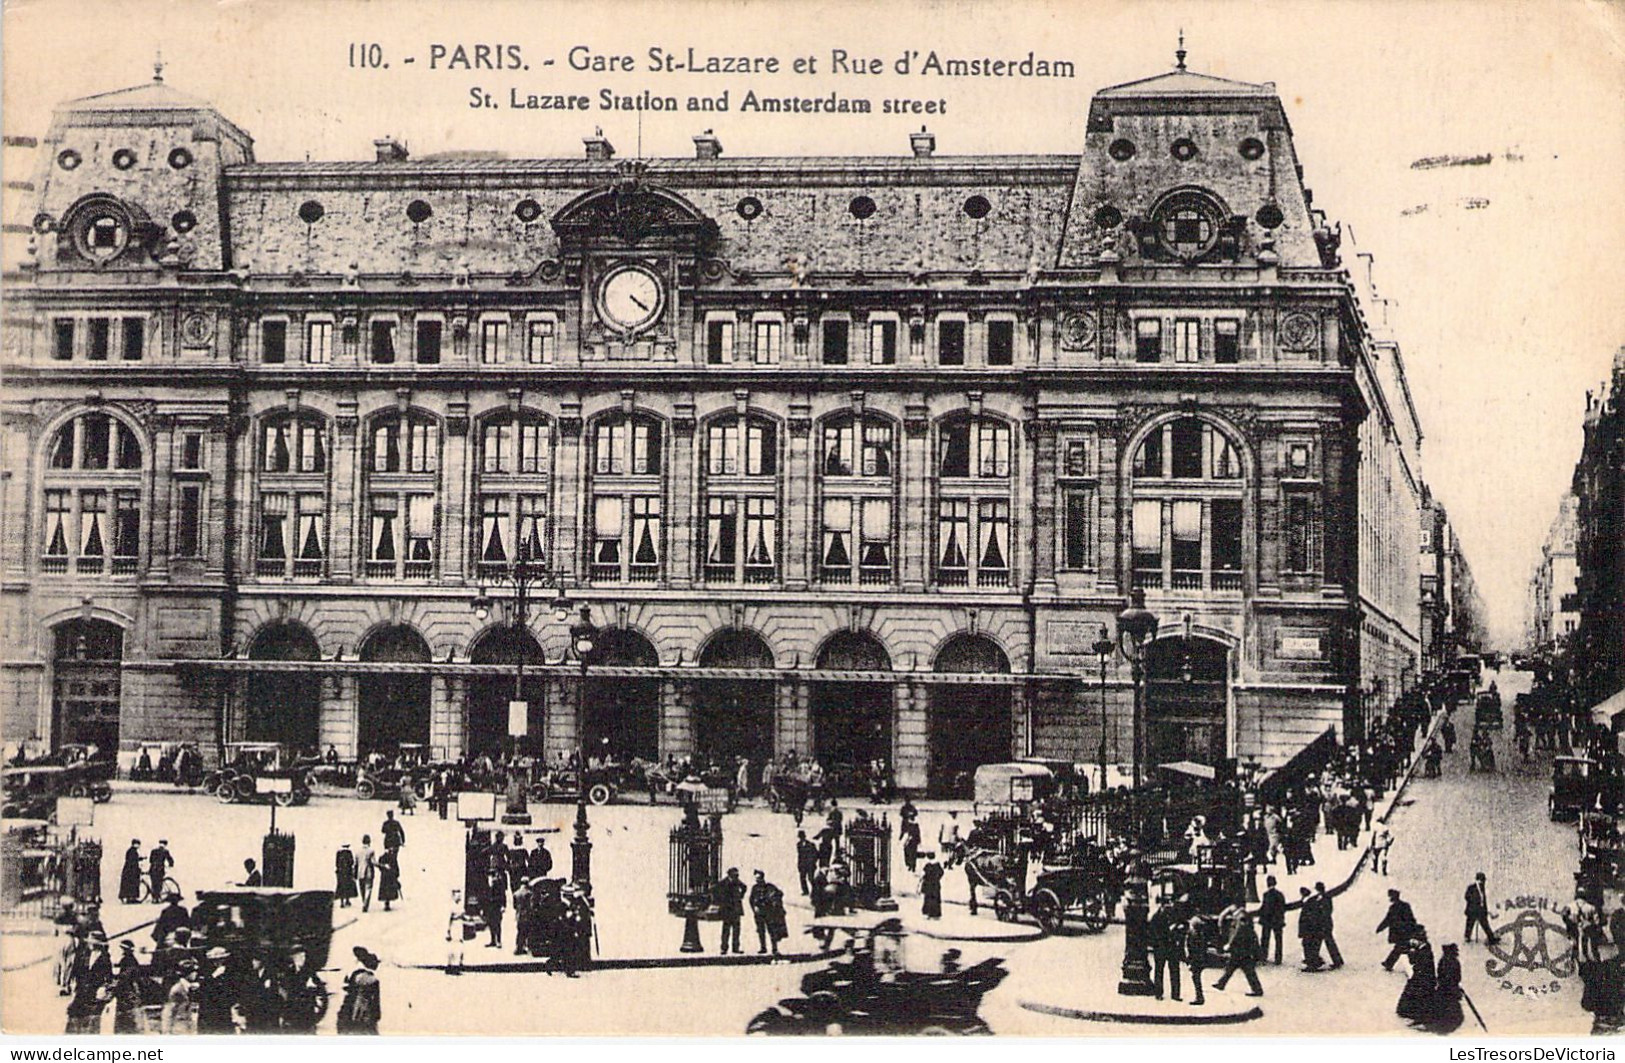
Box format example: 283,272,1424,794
551,177,718,252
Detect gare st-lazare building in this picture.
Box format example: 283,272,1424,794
1,53,1423,793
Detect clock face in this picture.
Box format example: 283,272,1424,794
598,265,664,332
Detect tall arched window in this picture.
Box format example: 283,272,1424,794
1130,417,1246,591
589,413,663,583
818,414,895,586
365,411,440,579
703,413,778,585
41,411,144,576
476,412,552,578
256,412,329,578
934,414,1011,588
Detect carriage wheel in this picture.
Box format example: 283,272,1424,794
215,779,238,804
293,787,311,806
1030,889,1064,934
67,782,90,798
588,783,612,806
233,776,255,801
1080,891,1110,933
273,789,297,808
93,783,113,803
530,781,552,804
992,889,1017,922
355,778,377,800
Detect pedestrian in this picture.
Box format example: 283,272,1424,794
381,810,406,852
152,891,189,948
1464,871,1498,944
397,780,417,815
920,854,944,920
527,837,553,879
1423,740,1443,778
1213,910,1265,996
1313,882,1345,968
335,843,358,908
1370,827,1394,875
437,768,452,820
1377,887,1419,970
148,840,174,903
714,867,747,955
749,870,788,956
111,940,145,1034
900,816,922,874
795,830,818,895
65,930,113,1033
507,833,528,894
161,961,197,1034
1258,876,1286,965
377,847,401,912
358,835,377,912
336,947,382,1034
1184,912,1215,1006
239,858,262,887
484,867,506,947
939,812,964,869
1428,942,1465,1034
193,950,236,1034
1298,886,1325,970
1396,929,1438,1025
1150,899,1185,1000
736,756,751,799
1441,717,1457,753
119,840,143,904
1263,809,1284,864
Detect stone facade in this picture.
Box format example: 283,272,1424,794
1,60,1427,791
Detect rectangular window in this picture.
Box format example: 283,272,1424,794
936,499,970,585
121,318,144,361
407,421,436,473
481,320,507,365
1214,319,1240,364
746,422,775,476
1174,318,1201,363
754,320,781,365
1213,498,1243,578
1286,493,1320,573
82,417,110,470
258,493,289,568
707,319,735,365
977,500,1010,584
405,495,435,567
1135,319,1162,362
296,494,326,566
479,495,512,565
1133,498,1162,587
369,495,399,562
1171,420,1204,479
859,498,891,582
822,320,849,365
744,497,776,579
630,497,661,571
1171,499,1202,587
708,423,740,476
43,490,71,560
181,433,204,470
416,320,442,364
306,321,332,365
527,319,555,364
370,321,396,364
861,423,893,477
261,320,287,364
516,495,547,559
977,422,1011,478
483,422,511,474
518,423,547,474
175,485,202,557
299,423,325,473
821,497,853,582
870,320,897,365
939,422,970,478
78,491,106,558
53,319,74,360
987,320,1014,366
706,497,739,571
88,318,110,361
1063,488,1093,569
595,423,626,475
1064,440,1090,477
592,496,623,568
632,422,660,475
938,320,966,366
822,424,854,477
372,425,399,473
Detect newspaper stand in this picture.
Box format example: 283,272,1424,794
845,814,897,911
668,804,723,952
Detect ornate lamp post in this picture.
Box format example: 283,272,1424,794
567,604,598,895
1112,590,1159,999
1092,626,1116,794
470,542,574,826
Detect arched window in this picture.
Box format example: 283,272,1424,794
476,412,552,579
41,412,144,576
256,412,330,578
365,412,440,580
703,413,778,585
1130,417,1247,592
818,414,895,586
934,415,1012,588
588,413,663,584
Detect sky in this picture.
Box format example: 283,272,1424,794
4,0,1623,647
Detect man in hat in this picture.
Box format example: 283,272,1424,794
1212,910,1265,997
1258,875,1287,965
335,843,358,907
381,810,406,853
112,940,146,1034
1377,888,1419,971
239,858,262,887
118,840,144,904
148,840,174,904
337,946,382,1034
1312,882,1344,969
714,867,747,955
527,837,553,879
153,891,190,948
795,830,818,895
65,930,113,1033
161,959,198,1034
1464,871,1499,944
749,870,787,956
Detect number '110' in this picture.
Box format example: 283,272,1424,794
349,44,385,68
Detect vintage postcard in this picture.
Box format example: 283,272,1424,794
2,0,1623,1041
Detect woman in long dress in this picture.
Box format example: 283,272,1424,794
920,857,944,919
334,844,358,908
118,842,144,904
377,848,401,912
1396,930,1437,1025
1426,942,1465,1034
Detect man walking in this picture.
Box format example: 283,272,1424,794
795,830,818,896
358,835,378,912
1149,899,1185,1001
1258,876,1286,965
1298,886,1324,970
1464,871,1499,944
118,840,143,904
1313,882,1344,968
1376,887,1418,970
1370,827,1393,875
714,867,747,955
1212,911,1265,996
381,810,406,853
148,840,174,904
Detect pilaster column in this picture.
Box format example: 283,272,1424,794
894,680,928,792
660,677,694,760
330,401,359,581
554,402,583,577
148,415,176,580
668,406,696,587
784,400,812,589
901,399,930,592
441,402,470,583
1031,421,1058,592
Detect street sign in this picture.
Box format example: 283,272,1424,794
56,797,94,826
255,776,293,794
456,791,497,823
508,699,528,738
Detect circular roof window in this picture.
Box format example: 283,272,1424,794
514,198,542,223
406,200,433,223
1093,205,1123,229
1239,138,1266,161
71,201,134,263
736,196,763,220
57,149,82,171
848,195,876,220
1151,189,1225,261
963,195,991,219
298,200,325,224
171,210,198,234
168,147,194,170
112,149,138,171
1256,203,1285,230
1171,138,1199,162
1108,139,1136,162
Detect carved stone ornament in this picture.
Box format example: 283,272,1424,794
180,312,213,348
1278,312,1320,352
1059,311,1097,351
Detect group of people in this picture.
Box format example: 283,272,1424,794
116,839,175,905
1377,886,1467,1033
710,866,789,956
452,829,592,970
332,813,405,913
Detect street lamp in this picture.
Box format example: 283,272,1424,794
1113,590,1159,1000
566,604,598,895
1091,625,1116,794
1115,590,1160,791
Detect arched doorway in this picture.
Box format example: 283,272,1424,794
1145,636,1230,767
52,619,124,752
812,632,892,789
467,627,546,758
246,623,321,751
694,630,775,770
930,634,1012,797
581,629,659,761
357,625,432,754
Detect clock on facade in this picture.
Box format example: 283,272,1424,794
596,264,664,333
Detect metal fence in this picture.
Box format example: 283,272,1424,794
2,825,99,921
667,810,722,916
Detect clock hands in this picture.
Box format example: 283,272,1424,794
628,293,651,313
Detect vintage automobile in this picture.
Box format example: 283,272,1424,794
1551,756,1604,820
117,740,207,785
531,763,625,806
2,759,113,813
204,742,316,806
189,888,334,1030
1476,691,1505,732
353,744,440,800
1152,857,1249,917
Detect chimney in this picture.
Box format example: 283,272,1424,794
910,126,935,158
584,129,615,161
373,137,409,163
693,130,722,160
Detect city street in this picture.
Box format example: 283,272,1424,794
2,668,1595,1036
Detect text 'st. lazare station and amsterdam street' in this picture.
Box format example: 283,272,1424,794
2,34,1624,1041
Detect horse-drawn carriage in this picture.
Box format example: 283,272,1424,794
187,888,334,1029
765,760,828,814
204,743,316,806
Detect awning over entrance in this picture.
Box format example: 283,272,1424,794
178,659,1040,685
1591,687,1625,728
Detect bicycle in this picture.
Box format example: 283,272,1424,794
138,875,181,903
